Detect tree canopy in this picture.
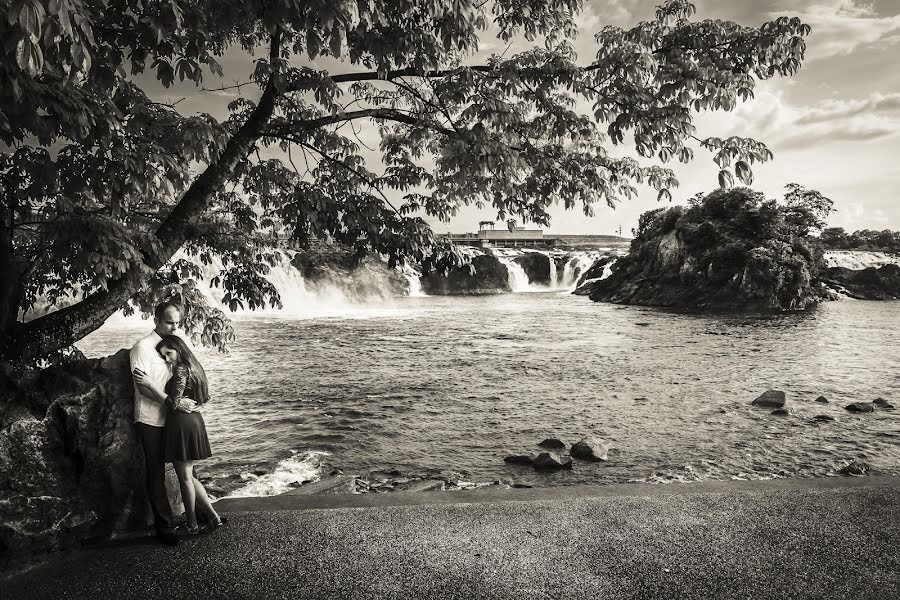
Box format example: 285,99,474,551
0,0,813,362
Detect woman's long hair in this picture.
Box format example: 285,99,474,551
156,335,210,405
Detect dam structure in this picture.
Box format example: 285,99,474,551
445,222,558,248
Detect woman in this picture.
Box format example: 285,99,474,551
133,335,225,534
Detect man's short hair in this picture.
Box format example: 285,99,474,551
154,300,183,320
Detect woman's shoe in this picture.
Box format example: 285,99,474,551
178,524,201,536
202,516,228,533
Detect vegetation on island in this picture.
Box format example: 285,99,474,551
579,185,834,310
0,0,815,362
819,228,900,253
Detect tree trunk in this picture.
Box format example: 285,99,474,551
2,34,283,363
0,221,21,344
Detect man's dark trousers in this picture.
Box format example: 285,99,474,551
134,422,175,532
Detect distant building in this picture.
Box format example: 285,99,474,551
445,223,558,248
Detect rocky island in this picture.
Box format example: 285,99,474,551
575,187,876,310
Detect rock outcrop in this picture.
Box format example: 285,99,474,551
513,253,552,286
574,256,617,288
575,188,827,311
821,264,900,300
290,244,410,300
0,351,181,570
421,254,511,295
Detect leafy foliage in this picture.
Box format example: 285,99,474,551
0,0,813,360
820,227,900,252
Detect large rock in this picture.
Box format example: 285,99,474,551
513,253,552,286
873,398,895,410
0,350,181,570
570,437,610,462
532,452,573,470
421,254,511,295
573,256,617,288
538,438,566,450
751,390,786,409
845,402,875,413
290,244,409,300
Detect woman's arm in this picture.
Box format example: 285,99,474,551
133,368,195,412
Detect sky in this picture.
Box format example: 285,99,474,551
148,0,900,236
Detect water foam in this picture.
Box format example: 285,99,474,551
225,450,330,498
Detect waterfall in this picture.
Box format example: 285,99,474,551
496,257,533,292
824,251,900,270
400,263,426,297
549,258,558,289
560,254,599,290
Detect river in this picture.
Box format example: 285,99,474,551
80,287,900,496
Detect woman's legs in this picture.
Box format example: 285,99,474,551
191,474,220,524
173,460,198,529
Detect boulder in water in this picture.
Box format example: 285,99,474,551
873,398,895,410
770,408,793,416
570,437,610,462
503,454,535,466
751,390,786,409
538,438,566,450
815,395,829,403
290,244,409,301
813,415,835,422
839,460,871,476
513,253,552,286
845,402,875,413
421,254,511,295
532,452,573,470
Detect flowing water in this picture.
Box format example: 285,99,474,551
80,288,900,496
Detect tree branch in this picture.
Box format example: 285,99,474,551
265,108,459,139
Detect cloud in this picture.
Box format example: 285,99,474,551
723,87,900,149
796,92,900,124
781,1,900,59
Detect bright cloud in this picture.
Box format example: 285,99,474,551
720,87,900,149
783,1,900,59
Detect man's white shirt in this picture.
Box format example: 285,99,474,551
130,331,171,426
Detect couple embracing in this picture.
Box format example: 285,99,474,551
130,300,226,545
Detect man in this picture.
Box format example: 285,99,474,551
130,300,196,545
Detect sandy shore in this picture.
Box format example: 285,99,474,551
3,476,899,599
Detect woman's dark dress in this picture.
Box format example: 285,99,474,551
163,364,212,461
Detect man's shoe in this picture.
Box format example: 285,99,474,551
156,528,179,546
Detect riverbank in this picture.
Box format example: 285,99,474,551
5,476,898,599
